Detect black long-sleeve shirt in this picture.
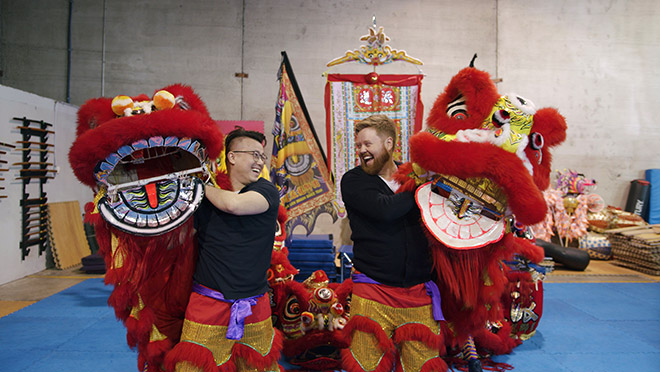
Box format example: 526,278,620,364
341,166,432,287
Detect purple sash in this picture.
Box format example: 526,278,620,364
192,283,262,340
352,273,445,321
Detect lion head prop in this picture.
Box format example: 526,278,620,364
69,84,223,371
270,270,352,371
396,66,566,349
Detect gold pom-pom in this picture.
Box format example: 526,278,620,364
153,90,176,111
111,95,134,116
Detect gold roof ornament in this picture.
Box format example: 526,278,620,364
326,16,423,67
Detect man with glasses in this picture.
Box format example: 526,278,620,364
166,128,282,372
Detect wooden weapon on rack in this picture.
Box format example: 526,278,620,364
12,162,54,166
16,126,55,134
25,222,48,230
24,210,47,217
16,141,54,147
15,175,55,180
22,204,48,209
21,197,48,205
24,229,49,238
12,117,53,127
15,148,54,154
24,215,47,224
19,168,58,173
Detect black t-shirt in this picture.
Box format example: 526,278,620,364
193,177,280,299
340,166,432,287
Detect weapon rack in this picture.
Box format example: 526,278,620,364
0,141,12,200
14,117,55,260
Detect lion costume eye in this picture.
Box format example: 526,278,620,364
492,109,510,127
529,132,544,150
283,296,301,321
447,94,468,120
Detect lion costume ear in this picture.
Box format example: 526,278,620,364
76,97,114,138
526,107,567,191
158,84,211,117
531,107,567,148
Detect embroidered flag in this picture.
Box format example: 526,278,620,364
270,52,337,236
325,73,423,215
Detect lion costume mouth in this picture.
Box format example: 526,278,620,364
94,135,209,236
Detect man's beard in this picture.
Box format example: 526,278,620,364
360,148,392,176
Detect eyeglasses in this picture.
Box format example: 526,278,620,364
231,150,268,162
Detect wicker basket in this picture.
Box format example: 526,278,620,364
605,224,660,276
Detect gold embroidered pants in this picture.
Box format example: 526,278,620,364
345,294,443,372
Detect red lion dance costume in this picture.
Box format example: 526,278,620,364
395,66,567,369
69,85,224,371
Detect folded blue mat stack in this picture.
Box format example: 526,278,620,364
645,169,660,224
287,234,336,282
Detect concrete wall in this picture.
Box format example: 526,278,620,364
1,0,658,246
0,85,92,285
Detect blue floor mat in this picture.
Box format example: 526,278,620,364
1,279,658,372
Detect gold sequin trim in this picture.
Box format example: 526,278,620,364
351,329,386,371
174,361,203,372
400,339,441,372
235,357,280,372
351,295,440,333
483,271,493,286
129,294,145,320
180,318,275,366
92,187,106,214
150,324,168,342
110,232,124,269
349,295,441,371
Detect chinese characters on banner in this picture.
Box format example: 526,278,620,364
324,73,423,215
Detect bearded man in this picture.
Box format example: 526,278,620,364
340,115,447,372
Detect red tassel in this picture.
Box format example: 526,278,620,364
144,338,173,371
472,323,520,356
393,323,444,351
231,328,283,370
343,315,393,353
431,243,491,308
430,235,516,344
340,315,397,372
420,357,449,372
164,341,220,372
341,347,397,372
